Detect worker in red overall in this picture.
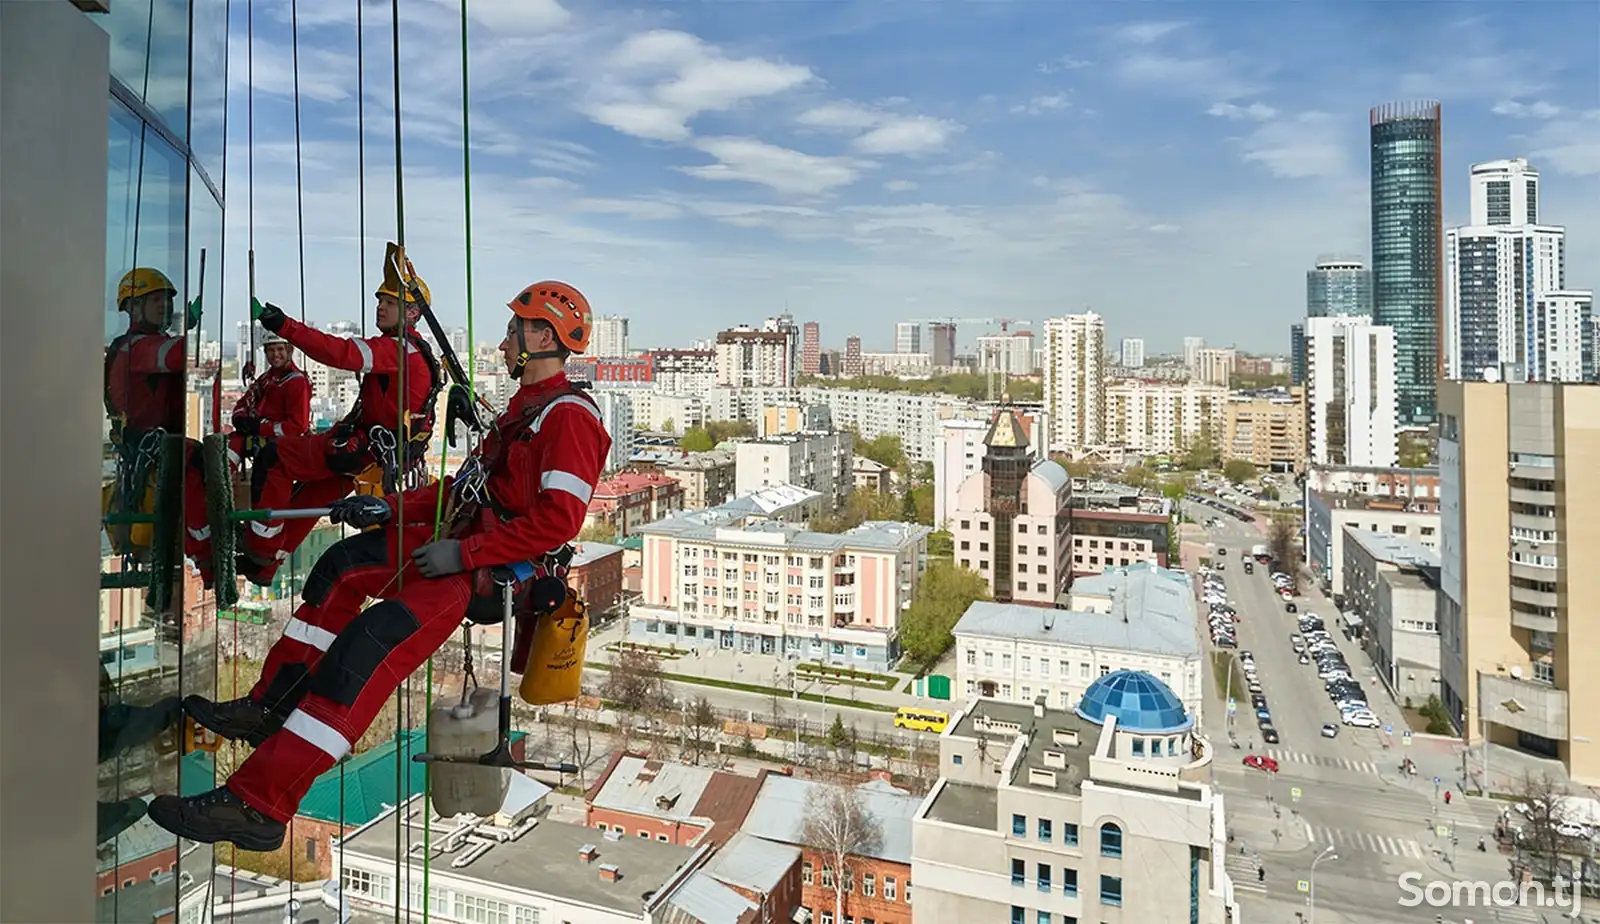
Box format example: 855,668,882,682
104,268,213,583
239,272,441,585
149,282,610,849
228,331,312,465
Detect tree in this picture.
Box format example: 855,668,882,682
857,433,906,470
802,782,884,924
1222,459,1257,484
579,521,617,543
1510,771,1573,886
1122,465,1158,490
1267,515,1299,591
602,648,670,720
661,417,675,433
811,490,900,533
704,419,756,443
899,559,992,668
1183,426,1220,471
926,529,953,559
682,696,718,765
1054,456,1098,479
679,427,715,452
905,484,934,526
1399,431,1434,468
564,684,599,787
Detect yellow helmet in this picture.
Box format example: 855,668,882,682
118,268,177,304
375,273,430,309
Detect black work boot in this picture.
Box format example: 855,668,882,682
147,786,285,851
97,797,149,845
182,696,283,747
99,696,183,762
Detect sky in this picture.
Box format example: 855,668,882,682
186,0,1600,354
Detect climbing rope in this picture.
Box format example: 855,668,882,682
285,0,311,905
388,0,411,916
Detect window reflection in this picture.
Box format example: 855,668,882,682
188,0,229,181
95,0,192,142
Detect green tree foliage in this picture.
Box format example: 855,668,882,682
913,461,934,484
1053,455,1099,478
679,427,715,452
926,529,954,559
1182,426,1221,471
1398,431,1434,468
856,433,907,470
1222,459,1257,484
706,419,756,443
661,417,675,433
906,484,934,525
811,490,901,533
799,372,1042,402
579,521,618,543
1161,480,1188,501
1122,465,1159,490
826,713,851,749
899,560,991,667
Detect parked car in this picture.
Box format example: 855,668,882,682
1243,754,1280,773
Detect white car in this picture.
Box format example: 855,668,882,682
1343,712,1380,728
1556,821,1592,839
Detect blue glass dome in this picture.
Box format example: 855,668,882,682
1075,670,1192,733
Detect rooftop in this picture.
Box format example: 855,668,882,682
587,754,764,847
1343,525,1441,569
656,871,756,924
924,781,999,829
1076,670,1192,733
1310,488,1435,513
701,830,801,894
852,456,890,472
948,698,1097,797
299,729,524,826
344,795,696,916
659,450,736,471
595,472,681,497
642,500,930,554
717,483,822,518
955,564,1199,659
571,541,624,568
744,776,922,864
1030,457,1069,494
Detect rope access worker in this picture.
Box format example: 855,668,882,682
104,268,212,581
227,331,311,467
149,282,610,850
238,268,441,586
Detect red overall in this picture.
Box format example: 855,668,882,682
228,373,611,822
227,362,312,463
105,330,217,576
242,319,435,577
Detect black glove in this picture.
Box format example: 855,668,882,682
328,495,392,529
256,301,288,333
445,384,483,448
232,417,260,438
412,539,465,578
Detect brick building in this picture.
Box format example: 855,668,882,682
584,753,766,848
586,471,686,537
568,541,624,617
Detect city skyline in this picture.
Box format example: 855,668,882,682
153,1,1599,356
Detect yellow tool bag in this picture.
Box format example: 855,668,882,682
517,594,589,706
102,474,157,557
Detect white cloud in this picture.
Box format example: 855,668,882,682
1118,52,1259,101
1208,102,1277,121
1493,99,1563,119
1038,56,1094,74
680,137,868,195
527,140,598,174
1148,223,1181,234
1235,112,1348,179
1113,21,1188,45
1525,110,1600,176
457,0,572,34
571,198,685,221
797,102,963,155
884,180,919,193
1011,94,1071,116
583,30,813,141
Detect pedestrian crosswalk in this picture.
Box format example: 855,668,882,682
1261,748,1379,775
1308,824,1426,858
1223,850,1266,894
1491,905,1553,924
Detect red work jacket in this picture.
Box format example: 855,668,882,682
395,373,611,570
274,318,434,432
105,330,185,432
232,363,312,438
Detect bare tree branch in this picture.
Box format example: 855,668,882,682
802,781,884,924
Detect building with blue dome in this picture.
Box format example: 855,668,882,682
1076,669,1195,734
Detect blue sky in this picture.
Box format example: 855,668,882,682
213,0,1599,355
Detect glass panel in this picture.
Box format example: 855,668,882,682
96,0,192,141
187,0,230,179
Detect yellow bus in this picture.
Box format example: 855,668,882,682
893,707,950,733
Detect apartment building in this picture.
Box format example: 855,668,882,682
953,564,1204,716
977,332,1037,376
934,418,990,529
853,456,893,493
950,414,1072,605
1437,380,1600,783
654,450,736,510
1192,347,1236,387
617,389,703,433
1304,488,1439,596
734,431,855,512
592,389,636,472
746,774,923,924
716,326,792,388
1103,380,1227,457
1041,313,1106,451
632,502,931,669
797,385,971,463
570,541,626,618
1342,528,1441,701
1222,389,1306,473
1069,509,1171,577
861,351,934,376
649,348,718,397
1305,465,1440,509
1303,315,1398,468
912,675,1235,924
587,472,686,537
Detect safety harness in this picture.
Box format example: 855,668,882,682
328,328,444,493
233,366,307,459
103,332,171,551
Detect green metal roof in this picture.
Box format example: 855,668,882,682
296,729,527,826
618,535,643,551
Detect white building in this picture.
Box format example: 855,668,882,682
1182,336,1204,373
896,320,922,353
1534,291,1594,382
631,502,930,668
1469,157,1539,227
934,418,988,529
619,389,703,434
1304,315,1397,468
1103,380,1227,456
649,349,717,397
1119,337,1146,369
733,431,854,511
860,350,933,376
952,564,1203,714
912,675,1235,924
976,332,1036,376
796,386,972,463
762,313,800,387
589,315,630,359
714,326,790,388
1192,347,1236,387
950,451,1072,606
591,389,635,472
1041,313,1106,451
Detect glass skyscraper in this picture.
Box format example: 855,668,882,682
1306,258,1372,319
1370,101,1444,427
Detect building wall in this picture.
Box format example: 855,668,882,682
1070,510,1170,576
97,847,178,897
660,454,736,510
1222,392,1306,473
586,808,706,846
955,635,1202,716
1376,574,1442,700
1304,315,1398,468
1041,314,1106,450
1306,465,1440,508
734,433,853,511
951,468,1072,605
1304,492,1439,595
572,548,625,616
1103,381,1227,457
800,853,912,924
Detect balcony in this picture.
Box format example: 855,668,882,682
1510,512,1557,534
1511,584,1558,609
1479,672,1567,740
1510,608,1559,634
1509,559,1557,584
1509,486,1556,507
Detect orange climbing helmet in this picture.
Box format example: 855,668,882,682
507,281,592,356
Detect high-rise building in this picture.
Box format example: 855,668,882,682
1307,257,1373,319
1182,336,1205,373
895,321,921,354
590,390,635,472
1304,315,1397,468
1444,158,1591,383
1469,157,1539,227
1104,380,1227,456
1120,337,1146,369
713,326,789,388
800,321,819,375
1041,313,1106,450
949,411,1071,604
1437,380,1600,784
1193,347,1236,387
590,315,630,358
762,314,799,387
1289,323,1306,386
843,336,862,377
934,418,988,529
975,332,1034,376
929,322,957,367
1370,100,1444,426
1223,389,1307,473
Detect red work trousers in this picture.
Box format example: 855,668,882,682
229,525,471,822
180,441,215,578
243,431,360,575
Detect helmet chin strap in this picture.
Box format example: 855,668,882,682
508,322,563,376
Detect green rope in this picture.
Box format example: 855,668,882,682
389,0,407,916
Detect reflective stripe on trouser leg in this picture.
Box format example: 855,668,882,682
230,571,472,822
244,432,338,563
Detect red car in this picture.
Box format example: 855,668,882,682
1243,754,1279,773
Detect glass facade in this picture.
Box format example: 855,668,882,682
1369,102,1443,427
96,1,226,921
1289,323,1306,386
1305,261,1372,319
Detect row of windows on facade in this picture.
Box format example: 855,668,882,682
959,557,1056,577
967,652,1173,686
683,585,858,605
960,541,1063,556
960,520,1053,534
1008,861,1123,906
342,868,543,924
641,622,876,658
800,862,909,903
674,605,860,627
681,550,861,568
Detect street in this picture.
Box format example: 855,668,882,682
1190,504,1557,924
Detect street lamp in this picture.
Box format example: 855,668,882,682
1309,844,1337,924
